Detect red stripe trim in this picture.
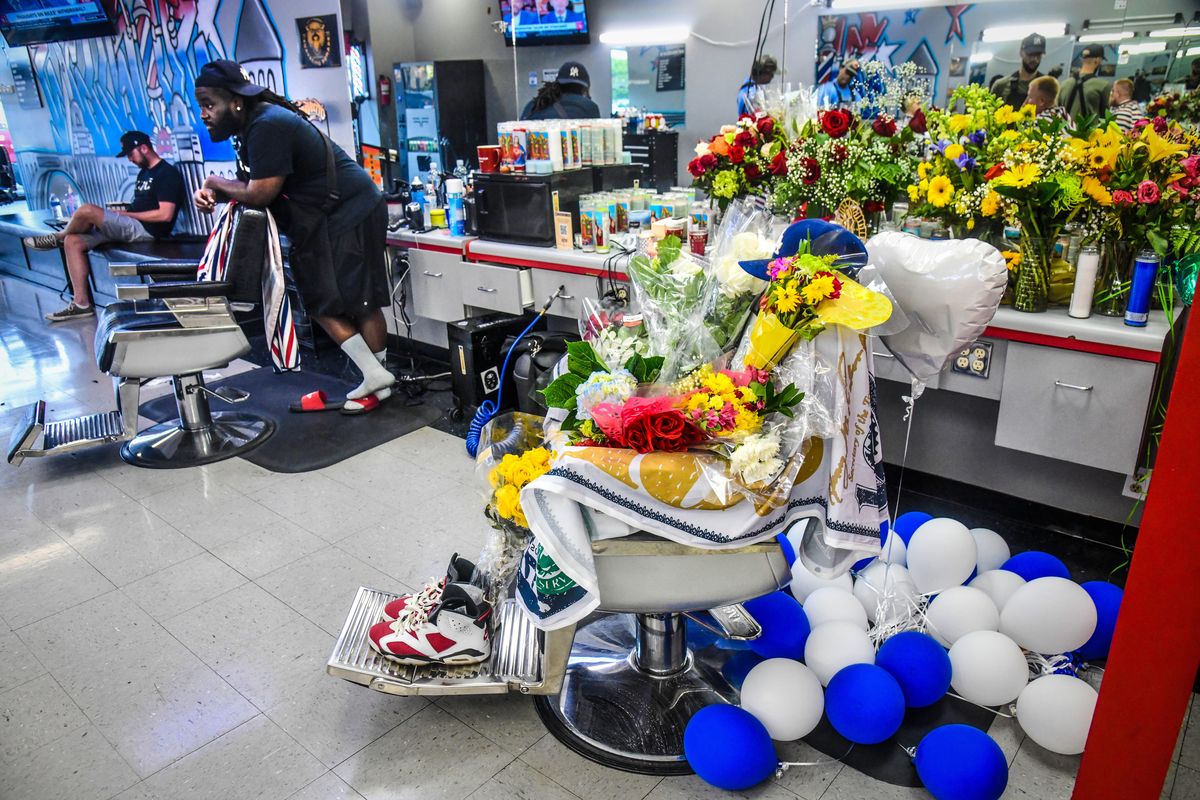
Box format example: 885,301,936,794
386,238,462,256
982,326,1161,363
465,250,631,282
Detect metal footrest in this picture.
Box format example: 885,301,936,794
7,401,128,466
326,586,549,697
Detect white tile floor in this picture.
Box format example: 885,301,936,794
0,275,1195,800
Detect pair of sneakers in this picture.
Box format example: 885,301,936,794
368,554,492,666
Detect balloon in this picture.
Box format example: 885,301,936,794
876,631,952,708
804,587,869,631
776,533,796,566
969,570,1027,613
788,550,853,602
1000,578,1098,655
915,724,1009,800
925,586,1001,647
948,630,1029,707
1076,581,1123,661
740,659,826,741
879,528,908,566
970,528,1011,574
893,511,934,545
1015,675,1098,755
1000,551,1071,582
804,621,876,686
868,232,1007,383
907,518,978,594
721,651,765,690
684,705,778,790
744,592,811,661
853,561,919,625
825,663,906,744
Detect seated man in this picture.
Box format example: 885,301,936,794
1025,76,1070,122
26,130,187,322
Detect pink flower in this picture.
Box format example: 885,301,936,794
1181,154,1200,180
767,258,792,279
1112,189,1135,207
1170,181,1190,198
1152,117,1168,134
1137,180,1161,205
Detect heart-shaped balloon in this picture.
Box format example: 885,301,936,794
866,233,1007,384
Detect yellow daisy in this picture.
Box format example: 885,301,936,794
927,175,954,207
993,163,1040,189
1019,104,1037,120
918,161,931,180
944,143,965,161
774,284,801,314
802,274,837,304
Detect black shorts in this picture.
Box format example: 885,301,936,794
287,199,390,320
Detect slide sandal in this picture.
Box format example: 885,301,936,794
341,393,387,415
289,390,349,413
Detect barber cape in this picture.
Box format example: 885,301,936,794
196,202,299,372
518,327,887,631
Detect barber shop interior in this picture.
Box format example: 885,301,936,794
1,0,1199,797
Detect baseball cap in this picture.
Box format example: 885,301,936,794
195,59,268,97
1080,44,1105,59
116,131,151,158
556,61,590,88
1021,34,1047,55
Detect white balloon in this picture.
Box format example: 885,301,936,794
1000,577,1098,655
804,621,876,686
970,569,1027,613
948,630,1029,707
970,528,1011,573
1016,675,1098,755
853,562,919,625
804,587,869,631
925,586,1000,647
789,552,853,602
740,659,826,741
879,529,907,566
907,518,978,594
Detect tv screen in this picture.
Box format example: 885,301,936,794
0,0,117,47
500,0,589,46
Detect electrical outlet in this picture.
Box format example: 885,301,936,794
950,339,992,379
1122,468,1151,500
615,286,629,303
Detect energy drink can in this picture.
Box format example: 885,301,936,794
1124,249,1159,327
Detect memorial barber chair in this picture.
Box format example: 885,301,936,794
7,208,274,468
329,518,791,775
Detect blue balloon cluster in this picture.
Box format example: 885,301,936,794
684,705,777,790
915,725,1008,800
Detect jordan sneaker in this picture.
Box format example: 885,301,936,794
380,553,481,622
369,584,492,666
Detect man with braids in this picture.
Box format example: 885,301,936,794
520,61,600,121
193,60,393,412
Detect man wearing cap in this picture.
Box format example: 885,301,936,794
815,59,861,110
737,55,778,117
991,34,1046,109
193,60,394,411
1058,45,1109,119
520,61,600,120
27,130,186,322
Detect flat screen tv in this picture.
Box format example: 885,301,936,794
500,0,589,46
0,0,117,47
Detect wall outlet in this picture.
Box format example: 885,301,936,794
1122,468,1151,500
950,339,993,379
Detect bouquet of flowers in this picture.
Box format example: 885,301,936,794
688,113,789,210
1146,90,1200,128
707,198,783,351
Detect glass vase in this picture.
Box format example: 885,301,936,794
1013,235,1053,313
1093,239,1133,317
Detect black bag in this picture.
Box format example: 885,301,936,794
505,331,579,415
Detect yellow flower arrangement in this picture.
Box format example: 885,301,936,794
488,447,555,529
1000,250,1023,271
927,175,954,207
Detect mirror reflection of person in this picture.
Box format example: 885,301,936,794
737,55,778,117
815,58,860,109
1026,75,1069,121
1132,70,1152,103
1186,59,1200,92
991,34,1045,108
540,0,582,24
1110,78,1146,133
521,61,601,120
1058,45,1109,118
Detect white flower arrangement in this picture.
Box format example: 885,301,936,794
716,231,772,298
730,431,784,485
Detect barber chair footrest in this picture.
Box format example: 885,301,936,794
7,401,129,466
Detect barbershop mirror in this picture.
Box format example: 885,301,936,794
610,45,686,127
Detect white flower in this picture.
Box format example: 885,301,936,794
694,141,711,157
730,432,784,485
669,252,703,278
720,125,737,135
575,369,637,421
760,143,774,159
593,326,650,368
716,231,771,297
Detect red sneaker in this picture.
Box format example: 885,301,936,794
380,553,480,622
368,584,492,666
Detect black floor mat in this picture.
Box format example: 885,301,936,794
140,368,443,473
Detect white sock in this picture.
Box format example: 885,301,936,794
373,349,391,400
342,335,394,399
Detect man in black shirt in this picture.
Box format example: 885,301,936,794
521,62,601,121
29,130,186,322
193,60,393,410
991,34,1046,109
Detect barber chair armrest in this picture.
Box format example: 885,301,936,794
116,280,233,300
109,260,200,277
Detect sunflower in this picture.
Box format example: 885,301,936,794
993,163,1041,189
773,283,801,314
927,175,954,207
1082,175,1113,206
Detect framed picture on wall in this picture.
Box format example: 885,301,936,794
297,14,341,69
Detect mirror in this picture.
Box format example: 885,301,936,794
609,45,686,127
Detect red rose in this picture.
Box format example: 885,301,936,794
687,158,706,178
1152,117,1168,134
800,157,820,185
871,115,897,137
863,199,885,213
756,116,776,137
745,164,763,181
617,397,705,453
908,108,927,134
728,144,746,164
1112,189,1135,207
831,143,848,163
699,153,717,171
734,129,757,148
820,109,852,138
984,163,1007,181
769,151,788,176
1137,180,1161,204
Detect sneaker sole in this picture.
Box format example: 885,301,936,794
376,648,489,666
44,314,94,323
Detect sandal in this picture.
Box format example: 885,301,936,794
289,390,349,413
341,393,387,415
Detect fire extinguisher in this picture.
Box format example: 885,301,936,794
378,75,392,107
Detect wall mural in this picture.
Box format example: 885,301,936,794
13,0,287,234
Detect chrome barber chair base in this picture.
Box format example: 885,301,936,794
120,412,274,469
533,613,739,776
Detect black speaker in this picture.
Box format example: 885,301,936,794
446,312,546,414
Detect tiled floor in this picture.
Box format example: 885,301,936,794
0,275,1194,800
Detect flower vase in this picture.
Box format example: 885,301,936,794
1093,239,1133,317
745,313,802,370
1013,235,1053,313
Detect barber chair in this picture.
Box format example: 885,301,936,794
328,527,791,775
7,208,275,468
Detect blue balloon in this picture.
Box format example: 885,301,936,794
1076,581,1123,661
776,532,796,567
915,724,1008,800
893,512,934,545
825,664,906,744
684,705,777,790
876,631,952,708
743,591,811,660
1000,551,1071,582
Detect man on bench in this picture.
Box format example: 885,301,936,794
25,130,187,323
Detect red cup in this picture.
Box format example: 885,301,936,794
477,146,501,173
688,226,708,255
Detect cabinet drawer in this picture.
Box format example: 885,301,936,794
531,270,599,320
408,249,464,323
995,342,1154,474
461,262,531,315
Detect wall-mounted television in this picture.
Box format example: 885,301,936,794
0,0,117,47
499,0,589,47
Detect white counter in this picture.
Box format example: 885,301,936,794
987,305,1170,357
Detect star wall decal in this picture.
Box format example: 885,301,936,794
904,9,920,25
944,4,973,45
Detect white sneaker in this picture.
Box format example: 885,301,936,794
368,584,492,665
380,553,481,622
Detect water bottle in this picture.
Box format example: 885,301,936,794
409,175,426,228
445,178,466,237
49,194,63,220
453,159,469,183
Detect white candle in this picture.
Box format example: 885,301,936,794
1069,246,1101,319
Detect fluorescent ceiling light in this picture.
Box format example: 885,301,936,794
599,27,690,46
1147,27,1200,38
981,23,1068,43
1078,32,1134,43
1119,41,1168,55
968,52,994,64
830,0,942,10
1189,45,1200,57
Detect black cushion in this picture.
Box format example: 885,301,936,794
94,300,182,373
96,239,206,261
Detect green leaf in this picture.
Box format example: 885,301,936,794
566,340,608,378
657,235,683,266
540,373,582,409
623,353,665,384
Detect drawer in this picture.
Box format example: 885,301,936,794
461,261,531,315
871,337,940,390
531,269,598,320
995,342,1155,474
408,249,464,322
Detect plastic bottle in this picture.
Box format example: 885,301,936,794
49,194,63,220
453,159,469,182
409,175,426,227
445,178,466,237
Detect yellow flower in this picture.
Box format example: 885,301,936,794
949,114,971,134
1139,128,1188,163
733,408,761,433
494,483,521,520
774,284,801,314
1082,175,1112,206
1019,104,1037,120
488,465,502,488
1089,123,1122,149
994,105,1015,125
993,163,1040,189
918,162,931,180
981,190,1001,217
1001,250,1023,271
907,184,920,203
967,217,976,231
927,175,954,207
944,143,965,161
918,178,929,193
802,274,837,304
1000,129,1021,141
